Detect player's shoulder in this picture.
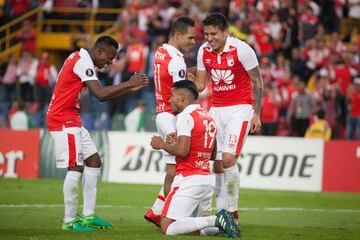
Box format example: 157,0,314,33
162,44,184,59
77,48,94,65
198,41,211,53
228,36,252,51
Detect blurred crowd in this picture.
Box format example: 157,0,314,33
0,0,359,139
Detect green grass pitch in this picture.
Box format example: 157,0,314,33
0,179,359,239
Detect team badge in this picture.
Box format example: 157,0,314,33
179,69,185,78
86,68,94,77
226,55,234,67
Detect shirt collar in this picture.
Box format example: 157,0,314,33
163,43,184,58
182,104,201,114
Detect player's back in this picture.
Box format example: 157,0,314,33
176,105,217,176
154,44,186,113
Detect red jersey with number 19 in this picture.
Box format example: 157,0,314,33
154,44,187,113
46,48,98,131
197,36,259,107
175,104,217,177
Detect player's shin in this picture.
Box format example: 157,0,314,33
82,166,100,216
165,216,216,235
214,172,229,211
224,164,240,216
63,171,82,223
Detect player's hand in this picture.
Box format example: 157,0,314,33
128,73,149,91
250,113,261,134
150,136,164,150
166,132,177,144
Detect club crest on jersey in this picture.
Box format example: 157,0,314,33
86,68,94,77
226,55,234,67
179,69,185,78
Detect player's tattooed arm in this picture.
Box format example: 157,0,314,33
247,66,264,115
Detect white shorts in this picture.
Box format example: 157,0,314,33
162,174,214,220
50,126,97,168
156,112,176,164
210,104,253,160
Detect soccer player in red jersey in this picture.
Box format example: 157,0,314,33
150,80,240,237
195,13,264,223
144,17,196,227
46,36,148,231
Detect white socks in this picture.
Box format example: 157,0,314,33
82,166,101,217
200,227,221,236
214,172,229,211
63,171,82,223
224,164,240,212
165,216,216,235
151,187,165,215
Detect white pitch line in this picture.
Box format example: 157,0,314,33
0,204,360,213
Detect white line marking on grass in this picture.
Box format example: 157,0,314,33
1,204,360,213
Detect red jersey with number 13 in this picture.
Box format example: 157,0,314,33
197,36,259,107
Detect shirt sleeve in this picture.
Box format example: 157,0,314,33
176,112,194,137
73,56,99,82
197,46,206,71
168,57,187,82
237,42,259,71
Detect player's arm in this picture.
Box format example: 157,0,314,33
210,141,217,161
151,135,190,157
247,65,263,133
194,69,208,92
85,74,149,102
193,47,208,92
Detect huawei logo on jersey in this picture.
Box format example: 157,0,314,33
210,69,234,85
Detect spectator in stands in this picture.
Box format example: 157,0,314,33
305,109,332,140
35,52,58,111
298,6,318,45
123,33,149,112
287,80,315,137
1,54,17,106
8,0,30,19
9,100,32,130
345,77,360,139
261,83,281,136
17,49,38,104
124,101,146,132
15,20,36,54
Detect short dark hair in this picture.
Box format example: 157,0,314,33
202,13,228,31
170,16,195,36
173,80,198,100
316,109,325,119
94,35,118,50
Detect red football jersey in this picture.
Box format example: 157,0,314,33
46,48,98,131
197,36,259,107
154,44,186,113
175,104,217,177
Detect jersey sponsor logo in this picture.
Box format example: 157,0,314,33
86,68,94,77
210,69,234,85
179,69,185,78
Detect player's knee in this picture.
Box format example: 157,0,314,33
161,219,174,235
222,153,237,168
213,160,224,173
84,153,102,168
68,165,84,172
